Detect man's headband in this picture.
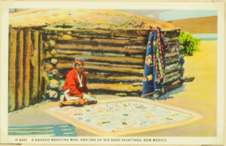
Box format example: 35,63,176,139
74,58,84,64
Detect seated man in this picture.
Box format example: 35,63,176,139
59,58,98,107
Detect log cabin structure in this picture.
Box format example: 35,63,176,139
8,9,184,112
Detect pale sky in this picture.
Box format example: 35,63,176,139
120,10,217,21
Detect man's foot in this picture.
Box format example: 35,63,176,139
59,102,63,107
59,100,80,107
87,101,97,105
73,100,80,105
92,101,97,104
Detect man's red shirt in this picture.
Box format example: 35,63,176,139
63,68,89,98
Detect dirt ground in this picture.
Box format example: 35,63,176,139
8,40,217,137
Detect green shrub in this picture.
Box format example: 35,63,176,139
178,31,201,56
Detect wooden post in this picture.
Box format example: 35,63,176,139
30,30,39,105
8,28,17,112
41,61,48,97
24,28,32,107
38,32,43,101
17,29,24,109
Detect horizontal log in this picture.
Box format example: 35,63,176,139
49,57,178,68
165,62,180,72
45,52,179,65
44,54,144,64
163,79,182,90
45,63,144,75
71,34,132,40
56,43,146,54
45,50,87,56
89,89,142,96
42,27,180,31
44,29,150,38
51,49,145,58
168,40,179,45
164,82,183,93
47,35,147,45
60,64,143,74
164,30,180,38
46,55,180,70
165,71,179,77
10,24,47,28
55,43,179,54
73,35,149,41
172,79,181,85
124,45,146,49
166,37,178,42
87,83,142,92
165,64,181,74
166,44,180,53
163,73,182,84
66,33,179,41
165,57,180,65
46,64,181,79
87,74,141,80
56,49,87,55
54,72,142,81
84,62,143,69
87,78,142,84
165,51,179,58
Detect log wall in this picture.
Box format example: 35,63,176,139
8,27,46,112
41,28,184,96
8,27,184,112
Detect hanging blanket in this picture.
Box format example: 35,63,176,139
142,27,169,97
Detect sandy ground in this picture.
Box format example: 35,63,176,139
8,40,217,137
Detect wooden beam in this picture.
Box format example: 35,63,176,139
38,33,43,101
165,57,180,65
164,82,183,93
87,83,142,92
166,37,178,42
17,29,24,109
41,27,180,32
30,30,39,105
8,28,17,112
10,24,47,28
166,44,180,53
165,52,179,58
46,62,181,77
51,61,144,69
24,28,32,107
163,73,181,85
45,63,144,74
47,35,147,45
44,54,144,64
51,59,178,69
56,44,146,54
165,62,180,71
165,64,181,74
